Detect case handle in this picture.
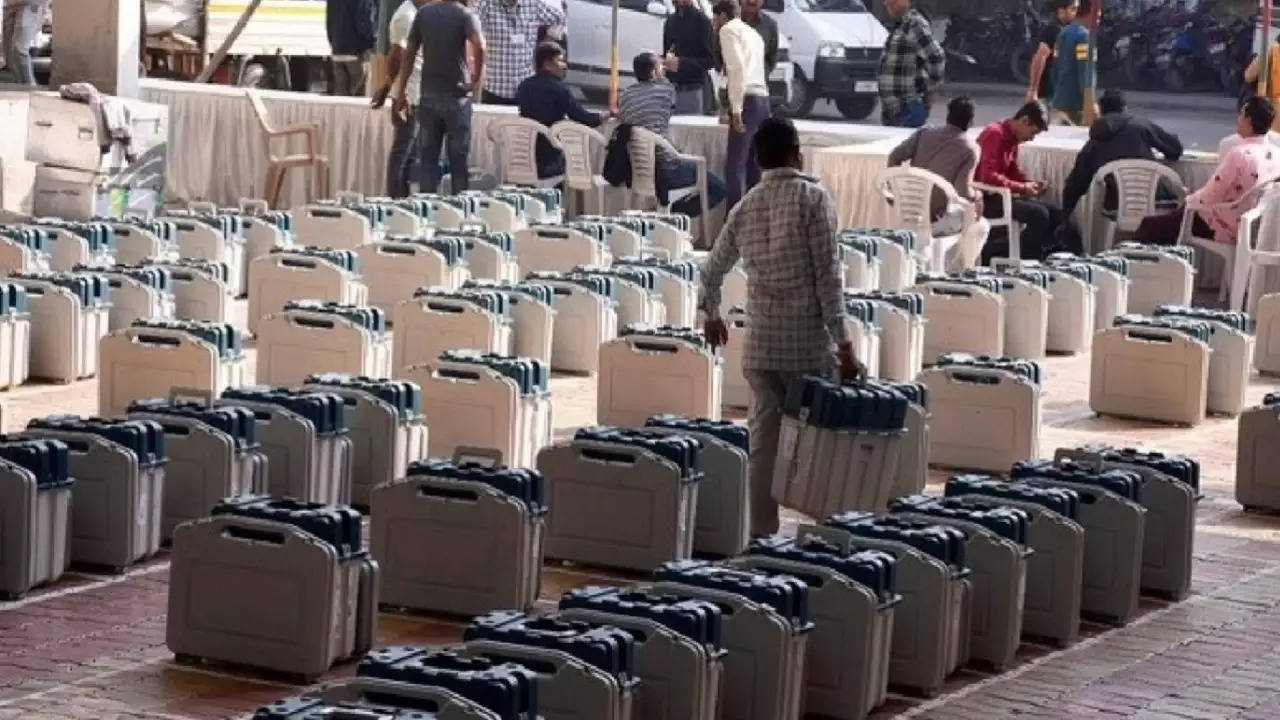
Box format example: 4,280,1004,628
417,484,480,503
307,208,344,219
796,524,854,553
279,256,318,269
947,369,1003,385
291,315,336,329
436,367,481,382
171,387,214,406
630,340,680,354
425,301,466,314
1123,328,1175,344
222,525,287,546
453,446,504,467
378,244,418,256
132,333,183,347
579,446,639,465
930,285,974,298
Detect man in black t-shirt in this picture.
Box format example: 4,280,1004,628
1025,0,1078,103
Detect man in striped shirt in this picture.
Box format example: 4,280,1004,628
618,53,725,218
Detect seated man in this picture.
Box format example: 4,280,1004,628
516,42,609,179
887,95,982,236
618,53,726,218
975,100,1077,260
1220,93,1280,155
1061,89,1184,217
1138,95,1280,246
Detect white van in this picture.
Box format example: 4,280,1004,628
761,0,887,119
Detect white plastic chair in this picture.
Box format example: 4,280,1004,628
973,182,1022,261
876,166,975,273
1177,178,1274,304
486,117,566,188
626,127,711,246
551,120,609,217
1230,184,1280,312
1090,159,1187,254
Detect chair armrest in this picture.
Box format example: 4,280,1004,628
1238,205,1264,251
973,182,1012,220
267,123,321,155
1175,204,1199,242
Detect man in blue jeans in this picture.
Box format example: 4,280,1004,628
877,0,945,128
394,0,487,194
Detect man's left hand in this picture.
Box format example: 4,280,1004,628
662,54,680,72
836,343,866,383
371,86,390,110
704,317,729,348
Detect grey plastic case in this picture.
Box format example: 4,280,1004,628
640,426,750,558
1237,403,1280,511
772,417,905,518
455,640,631,720
275,678,503,720
0,459,71,598
216,398,353,506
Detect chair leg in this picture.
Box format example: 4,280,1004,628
264,164,284,209
1230,246,1251,312
596,186,605,215
315,159,331,202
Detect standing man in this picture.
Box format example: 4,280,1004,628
395,0,486,194
1024,0,1076,103
473,0,565,106
878,0,945,129
1050,0,1092,125
740,0,778,77
715,0,770,209
517,42,609,179
1,0,51,86
326,0,378,96
700,117,863,537
663,0,717,115
374,0,431,198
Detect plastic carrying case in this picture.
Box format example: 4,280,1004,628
598,326,723,427
393,286,513,376
250,678,503,719
9,270,110,383
1091,316,1210,425
256,300,392,388
1154,305,1254,416
99,318,247,417
0,437,72,598
526,271,619,373
921,354,1041,473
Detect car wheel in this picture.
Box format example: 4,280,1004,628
835,96,877,121
779,73,817,119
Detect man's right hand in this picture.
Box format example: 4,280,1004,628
662,54,680,72
392,94,411,122
704,317,729,348
836,342,866,383
1024,88,1037,103
371,86,390,110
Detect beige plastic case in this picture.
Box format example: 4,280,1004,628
597,336,722,427
11,277,106,383
299,678,503,720
542,280,618,374
1255,293,1280,374
888,401,929,500
255,310,392,388
721,309,750,409
1089,326,1208,425
392,296,511,376
771,417,905,517
292,205,375,249
646,269,699,329
1045,271,1095,355
465,238,522,283
41,226,113,272
1087,264,1129,330
99,327,246,417
1109,248,1194,315
246,252,368,335
993,278,1049,360
240,216,290,270
0,236,49,275
163,263,235,325
514,226,610,276
916,281,1005,362
503,290,555,366
163,216,248,296
845,317,881,379
1201,322,1253,416
357,241,468,313
111,223,176,266
640,426,749,558
840,245,881,293
0,460,71,599
101,273,175,331
922,366,1040,472
0,310,31,390
1237,402,1280,510
872,238,918,292
215,398,353,506
722,265,749,313
609,277,667,328
26,93,102,172
473,196,527,234
863,299,923,382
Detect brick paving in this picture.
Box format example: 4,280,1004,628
3,326,1280,718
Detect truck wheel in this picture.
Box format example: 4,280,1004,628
779,74,817,119
836,96,877,121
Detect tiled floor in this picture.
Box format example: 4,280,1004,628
4,339,1280,719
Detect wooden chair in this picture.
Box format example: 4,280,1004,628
245,89,330,208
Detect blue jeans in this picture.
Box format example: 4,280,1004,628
386,106,420,198
418,93,473,194
884,99,928,128
661,158,726,218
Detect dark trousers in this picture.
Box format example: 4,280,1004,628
661,158,727,218
386,106,420,198
1136,206,1212,245
481,91,517,106
418,94,473,194
981,193,1069,261
725,94,772,209
328,57,367,96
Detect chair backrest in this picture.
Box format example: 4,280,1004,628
486,117,561,186
1095,159,1187,232
627,127,666,200
874,166,960,237
245,89,274,134
551,121,607,191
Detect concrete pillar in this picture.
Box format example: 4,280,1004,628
50,0,140,97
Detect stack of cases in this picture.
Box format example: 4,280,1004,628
357,197,430,237
621,210,693,259
822,513,971,694
923,354,1042,472
842,298,882,378
0,226,52,274
24,416,166,571
248,247,368,334
737,530,898,719
357,646,541,720
912,274,1005,362
1104,243,1194,315
303,374,427,508
1238,392,1280,510
220,387,353,505
866,378,929,498
559,586,726,720
374,458,544,614
574,215,649,258
30,220,115,272
150,259,235,324
527,271,618,373
415,194,479,230
721,307,750,408
1256,293,1280,374
447,228,520,282
87,264,176,330
1055,444,1199,601
537,427,702,571
127,399,266,543
841,228,918,292
292,204,376,250
168,496,377,680
943,476,1084,646
650,560,811,720
461,611,637,719
887,495,1031,670
574,265,665,328
514,224,610,276
239,211,294,272
613,257,699,328
409,350,550,468
963,267,1049,360
499,186,562,223
844,291,924,381
1092,315,1210,425
1036,260,1096,354
1011,458,1146,624
10,270,109,383
357,236,470,312
644,415,750,557
464,279,555,365
1153,305,1253,415
598,325,722,426
0,281,30,389
99,318,246,416
250,679,505,720
394,287,513,375
257,300,391,386
164,213,248,296
839,234,882,291
111,217,179,265
771,375,908,517
471,191,530,233
0,437,71,598
1048,252,1130,331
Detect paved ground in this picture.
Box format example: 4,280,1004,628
4,295,1280,718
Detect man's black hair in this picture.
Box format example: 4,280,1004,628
1243,95,1277,136
1015,100,1048,131
1099,89,1126,115
633,53,659,83
755,117,800,170
535,41,564,71
1077,0,1091,15
946,96,975,131
712,0,739,19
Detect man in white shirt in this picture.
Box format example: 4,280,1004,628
714,0,770,209
373,0,431,198
1,0,50,86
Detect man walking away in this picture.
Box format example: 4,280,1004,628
663,0,717,115
700,117,864,536
517,42,609,180
326,0,378,96
1,0,51,86
1050,0,1092,126
1025,0,1077,104
878,0,945,128
715,0,770,209
887,96,982,237
474,0,565,105
374,0,430,198
395,0,486,194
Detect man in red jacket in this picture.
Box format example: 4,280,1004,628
975,100,1075,261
